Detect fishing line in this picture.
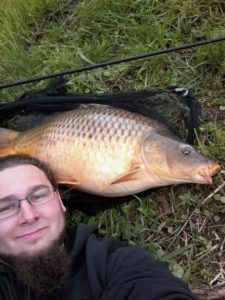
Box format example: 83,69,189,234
0,37,224,90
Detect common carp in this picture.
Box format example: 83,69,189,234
0,105,220,197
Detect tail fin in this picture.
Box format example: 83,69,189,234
0,128,20,157
0,146,15,156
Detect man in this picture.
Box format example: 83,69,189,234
0,155,198,300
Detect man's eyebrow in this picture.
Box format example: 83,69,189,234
0,195,18,203
27,184,51,194
0,184,51,202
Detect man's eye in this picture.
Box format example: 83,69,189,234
30,194,46,201
29,190,49,202
0,203,16,213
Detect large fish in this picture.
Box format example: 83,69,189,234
0,105,220,197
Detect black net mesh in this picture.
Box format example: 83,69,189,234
0,78,201,214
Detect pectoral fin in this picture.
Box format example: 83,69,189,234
107,166,142,186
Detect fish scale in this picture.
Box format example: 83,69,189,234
9,107,148,188
0,105,220,197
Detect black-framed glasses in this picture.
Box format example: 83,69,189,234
0,186,56,220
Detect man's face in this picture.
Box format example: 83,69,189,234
0,165,66,256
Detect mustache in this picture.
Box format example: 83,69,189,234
0,224,70,296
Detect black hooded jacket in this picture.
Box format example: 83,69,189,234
0,223,198,300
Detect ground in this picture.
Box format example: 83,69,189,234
0,0,225,298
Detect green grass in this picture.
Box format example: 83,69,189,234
0,0,225,292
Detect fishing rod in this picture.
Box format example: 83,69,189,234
0,36,225,90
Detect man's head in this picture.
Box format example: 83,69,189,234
0,155,66,256
0,155,70,295
0,155,57,188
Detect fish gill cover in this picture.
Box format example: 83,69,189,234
0,78,201,214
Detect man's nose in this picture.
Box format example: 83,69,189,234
17,200,39,224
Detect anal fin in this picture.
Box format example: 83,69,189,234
57,179,80,186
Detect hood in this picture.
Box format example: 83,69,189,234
65,223,97,260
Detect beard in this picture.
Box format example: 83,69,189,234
0,225,71,296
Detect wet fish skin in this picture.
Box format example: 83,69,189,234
0,105,220,197
142,131,219,185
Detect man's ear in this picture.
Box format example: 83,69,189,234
56,190,67,213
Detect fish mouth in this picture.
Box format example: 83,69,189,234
198,162,220,184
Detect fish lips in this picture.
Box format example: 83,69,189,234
197,162,220,184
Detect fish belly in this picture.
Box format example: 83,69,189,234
10,108,152,195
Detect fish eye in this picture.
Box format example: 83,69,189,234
181,147,191,156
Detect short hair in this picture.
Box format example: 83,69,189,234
0,155,58,188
